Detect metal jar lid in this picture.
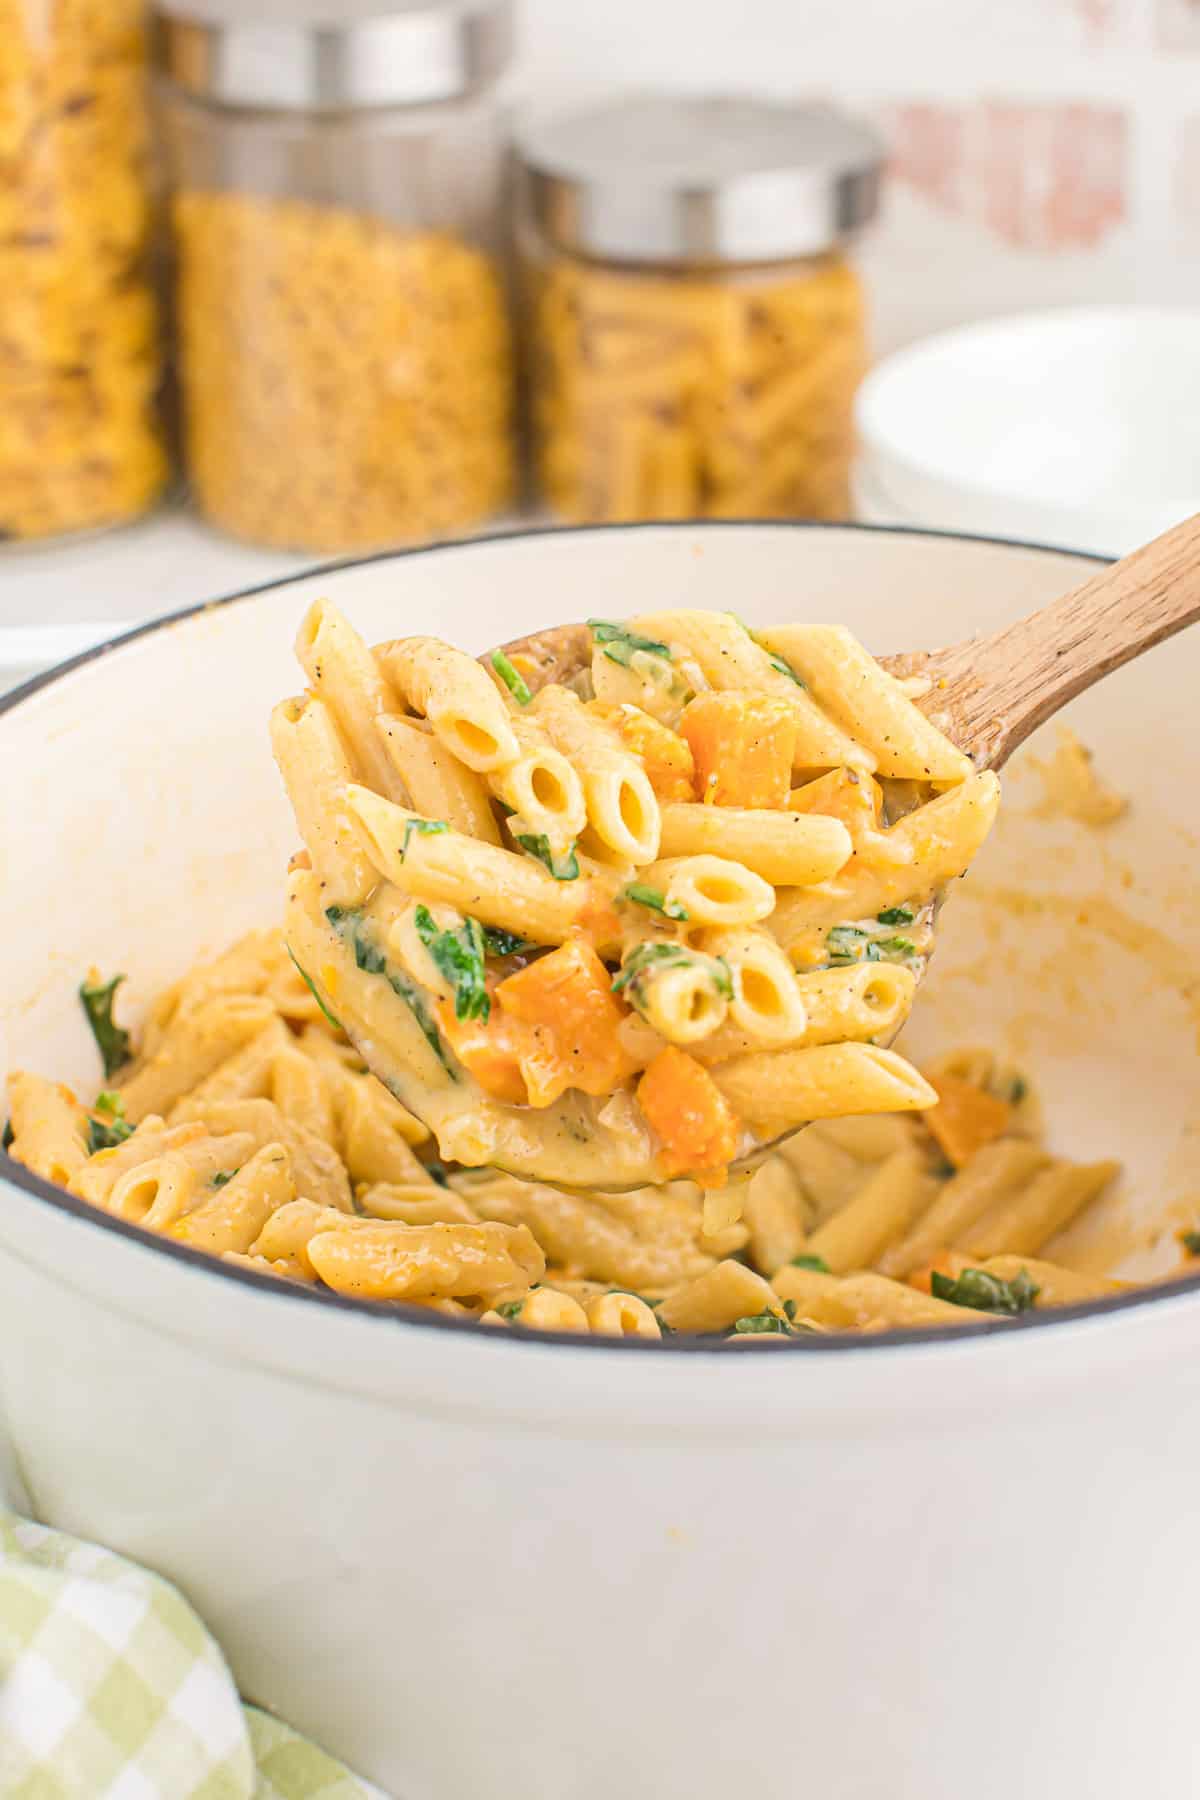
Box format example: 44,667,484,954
517,94,884,265
151,0,513,111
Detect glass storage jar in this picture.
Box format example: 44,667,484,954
152,0,516,554
1,0,168,543
517,96,882,526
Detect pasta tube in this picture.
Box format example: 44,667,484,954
378,714,501,845
659,804,852,886
633,609,869,771
770,772,1001,945
533,684,661,864
710,1043,936,1139
756,624,974,783
271,696,378,905
377,636,519,772
698,927,808,1046
295,600,406,803
344,788,586,945
636,856,775,928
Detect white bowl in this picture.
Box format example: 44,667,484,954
2,523,1200,1799
856,307,1200,556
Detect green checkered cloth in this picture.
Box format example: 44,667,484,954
0,1510,388,1798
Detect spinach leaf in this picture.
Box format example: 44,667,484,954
587,619,672,669
621,882,689,922
387,970,454,1075
825,924,917,967
612,941,732,1001
516,833,580,880
482,926,533,957
730,1310,793,1335
414,906,489,1023
1181,1229,1200,1257
931,1266,1040,1316
790,1253,830,1272
324,906,454,1075
287,949,344,1033
490,650,532,706
86,1090,134,1154
877,905,915,926
401,817,449,859
79,973,132,1079
729,614,805,686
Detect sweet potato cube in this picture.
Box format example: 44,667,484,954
638,1046,740,1183
681,692,796,808
924,1073,1011,1168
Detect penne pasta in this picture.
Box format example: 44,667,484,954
632,609,870,771
378,713,501,845
295,599,407,803
659,803,852,887
770,773,1001,947
533,684,661,864
710,1043,937,1140
756,624,974,783
377,635,519,772
271,695,379,905
636,855,774,928
344,787,586,945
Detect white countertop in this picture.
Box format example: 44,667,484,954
0,509,311,690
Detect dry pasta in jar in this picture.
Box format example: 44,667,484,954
0,0,168,541
517,96,882,526
153,0,516,554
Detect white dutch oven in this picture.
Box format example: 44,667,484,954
2,523,1199,1800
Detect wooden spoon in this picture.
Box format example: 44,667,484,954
497,512,1200,768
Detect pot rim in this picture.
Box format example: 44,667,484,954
6,516,1195,1357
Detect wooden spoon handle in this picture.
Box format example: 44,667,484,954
907,510,1200,766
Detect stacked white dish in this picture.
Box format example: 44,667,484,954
855,306,1200,555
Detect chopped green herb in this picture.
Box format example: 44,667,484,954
325,908,455,1076
1008,1075,1028,1104
610,942,689,991
424,1159,451,1188
612,941,732,1003
621,882,689,922
495,1299,525,1321
79,973,132,1079
491,650,532,706
388,970,454,1074
286,949,344,1033
516,833,580,880
1181,1229,1200,1257
873,935,917,960
729,613,805,686
931,1157,956,1179
825,923,917,967
1,1119,12,1152
877,905,915,926
414,906,490,1023
587,619,673,669
211,1170,238,1188
482,926,533,957
730,1310,793,1335
790,1253,830,1273
86,1090,134,1154
931,1266,1040,1316
401,817,449,859
782,1298,798,1321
